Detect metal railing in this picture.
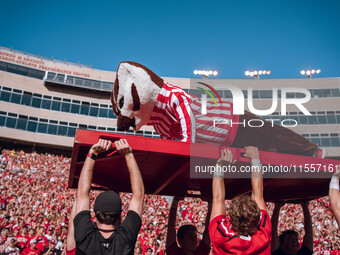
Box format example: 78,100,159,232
44,72,114,92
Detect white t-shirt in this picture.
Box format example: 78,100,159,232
44,234,53,241
4,246,19,254
55,240,63,251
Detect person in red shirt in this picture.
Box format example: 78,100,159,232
138,232,147,252
16,226,29,251
43,240,61,255
12,226,20,238
1,237,20,255
20,239,41,255
25,228,35,247
144,247,153,255
0,227,10,245
331,242,340,255
17,218,25,229
0,194,7,210
166,197,211,255
142,237,157,254
65,201,76,255
209,147,271,255
156,241,166,255
1,216,11,230
32,227,48,253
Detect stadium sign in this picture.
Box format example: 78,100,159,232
0,49,91,78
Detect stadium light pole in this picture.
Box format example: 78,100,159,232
245,70,271,79
194,70,218,79
300,69,321,78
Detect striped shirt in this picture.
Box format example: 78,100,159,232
147,82,239,145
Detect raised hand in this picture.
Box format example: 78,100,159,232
217,149,236,166
89,139,112,155
244,146,260,160
114,139,133,156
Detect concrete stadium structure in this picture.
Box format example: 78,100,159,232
0,46,339,158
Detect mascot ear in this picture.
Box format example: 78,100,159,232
111,75,120,115
112,62,134,116
131,83,140,111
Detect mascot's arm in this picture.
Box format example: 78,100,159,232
172,94,195,143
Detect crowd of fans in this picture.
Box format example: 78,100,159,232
0,148,339,254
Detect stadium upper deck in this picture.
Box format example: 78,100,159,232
0,46,339,157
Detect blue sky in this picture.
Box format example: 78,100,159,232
1,0,339,79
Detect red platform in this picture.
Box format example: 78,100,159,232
69,130,340,202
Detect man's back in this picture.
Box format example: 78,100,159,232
74,210,141,255
209,210,272,255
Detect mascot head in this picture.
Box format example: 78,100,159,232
111,61,163,131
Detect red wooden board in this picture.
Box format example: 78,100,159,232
69,130,340,202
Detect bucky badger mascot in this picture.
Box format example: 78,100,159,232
111,61,324,157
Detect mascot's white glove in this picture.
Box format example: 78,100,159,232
329,164,340,190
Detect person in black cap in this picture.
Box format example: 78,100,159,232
73,138,145,255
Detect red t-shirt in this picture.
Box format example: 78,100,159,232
25,236,35,248
142,245,155,254
166,242,210,255
156,228,162,236
16,234,29,249
31,235,48,252
66,248,76,255
209,210,271,255
138,236,147,250
0,236,8,245
20,247,41,255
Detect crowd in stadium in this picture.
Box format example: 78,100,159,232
0,148,339,254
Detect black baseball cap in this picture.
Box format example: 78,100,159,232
94,190,122,213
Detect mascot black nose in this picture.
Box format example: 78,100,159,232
117,115,135,131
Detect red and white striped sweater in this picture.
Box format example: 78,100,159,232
147,82,239,146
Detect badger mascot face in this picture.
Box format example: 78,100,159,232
111,61,163,131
